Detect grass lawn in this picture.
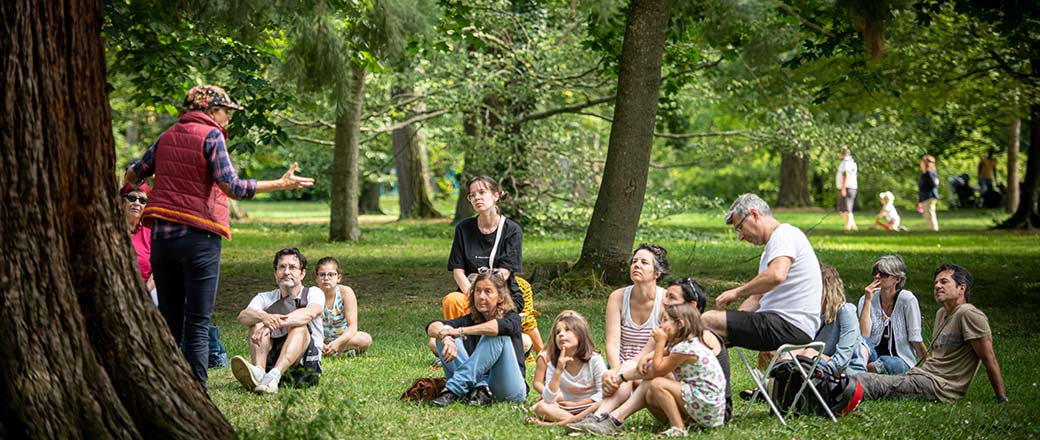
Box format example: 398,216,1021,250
210,201,1040,439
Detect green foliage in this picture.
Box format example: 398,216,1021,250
104,0,292,151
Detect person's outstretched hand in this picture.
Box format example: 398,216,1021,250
281,162,315,189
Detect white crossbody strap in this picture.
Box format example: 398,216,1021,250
488,216,506,269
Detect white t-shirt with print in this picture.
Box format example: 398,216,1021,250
757,224,822,339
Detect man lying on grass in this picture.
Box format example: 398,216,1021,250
231,248,325,393
857,263,1008,403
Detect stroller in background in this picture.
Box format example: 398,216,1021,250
948,174,976,208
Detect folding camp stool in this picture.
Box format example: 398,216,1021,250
735,342,837,425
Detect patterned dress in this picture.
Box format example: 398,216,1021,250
322,286,350,345
671,337,727,428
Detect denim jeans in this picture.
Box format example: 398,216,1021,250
436,335,527,402
863,336,912,375
151,227,222,387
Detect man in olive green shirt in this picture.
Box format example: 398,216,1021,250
858,263,1007,403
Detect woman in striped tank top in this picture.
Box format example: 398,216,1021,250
567,244,669,429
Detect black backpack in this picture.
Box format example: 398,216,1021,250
768,355,863,417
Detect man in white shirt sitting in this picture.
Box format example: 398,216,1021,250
231,247,325,393
702,194,823,352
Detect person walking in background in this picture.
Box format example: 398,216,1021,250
124,85,315,388
917,155,940,231
836,147,859,231
977,149,999,197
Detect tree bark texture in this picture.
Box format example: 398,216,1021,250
330,64,367,241
574,0,673,285
777,150,812,207
392,88,440,219
359,180,384,214
0,0,233,438
1006,117,1020,213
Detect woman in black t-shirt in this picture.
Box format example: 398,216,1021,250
429,176,538,357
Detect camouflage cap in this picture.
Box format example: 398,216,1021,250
183,85,244,111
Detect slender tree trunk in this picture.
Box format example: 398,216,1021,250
358,180,384,214
1006,117,1020,213
777,150,812,207
573,0,673,285
330,64,367,241
0,0,232,437
453,111,481,223
998,57,1040,229
392,87,440,219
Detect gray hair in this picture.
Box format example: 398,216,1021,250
872,255,907,292
725,193,772,225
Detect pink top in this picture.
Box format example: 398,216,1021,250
131,224,152,282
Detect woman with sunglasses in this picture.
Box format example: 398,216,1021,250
858,255,928,374
122,182,156,303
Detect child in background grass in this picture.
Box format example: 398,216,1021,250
872,191,904,231
314,257,372,357
577,304,725,437
528,311,606,425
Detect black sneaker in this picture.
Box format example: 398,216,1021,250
466,385,493,406
431,389,460,407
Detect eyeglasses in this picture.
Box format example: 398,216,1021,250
466,190,492,201
733,215,749,234
875,272,893,279
276,264,301,273
317,272,339,279
124,195,148,204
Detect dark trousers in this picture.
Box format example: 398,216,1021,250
151,228,222,386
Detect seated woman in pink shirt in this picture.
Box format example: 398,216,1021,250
122,182,156,304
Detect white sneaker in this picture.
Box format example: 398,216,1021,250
231,356,264,390
255,370,281,394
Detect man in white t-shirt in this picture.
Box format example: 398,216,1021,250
231,247,325,393
836,147,859,231
702,194,822,351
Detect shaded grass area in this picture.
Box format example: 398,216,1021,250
212,203,1040,439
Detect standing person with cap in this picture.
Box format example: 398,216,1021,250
124,85,315,388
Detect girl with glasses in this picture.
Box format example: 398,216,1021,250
315,257,372,357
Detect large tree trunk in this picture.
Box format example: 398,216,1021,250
997,58,1040,229
392,88,441,219
358,180,384,214
776,150,812,207
0,0,232,437
330,64,367,241
1006,116,1020,213
573,0,673,285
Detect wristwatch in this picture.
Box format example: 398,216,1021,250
619,372,628,383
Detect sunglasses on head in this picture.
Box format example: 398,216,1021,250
124,195,148,204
